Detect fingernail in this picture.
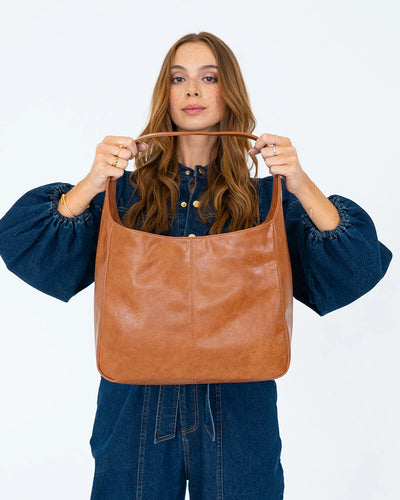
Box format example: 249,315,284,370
248,148,257,154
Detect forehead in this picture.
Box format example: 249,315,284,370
171,42,217,68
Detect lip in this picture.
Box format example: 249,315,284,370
182,105,206,115
182,105,206,110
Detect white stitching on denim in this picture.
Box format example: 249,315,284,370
179,400,190,480
136,385,151,500
216,384,224,499
154,385,179,443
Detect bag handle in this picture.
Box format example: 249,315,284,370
106,131,282,226
135,130,258,141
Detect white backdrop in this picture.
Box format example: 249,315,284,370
0,0,398,499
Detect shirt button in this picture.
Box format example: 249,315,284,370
180,201,187,207
193,200,200,208
185,170,191,175
199,167,204,174
188,233,196,237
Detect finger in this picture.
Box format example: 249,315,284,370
125,142,149,160
248,145,272,155
260,145,292,157
264,155,290,167
248,144,275,155
265,162,287,178
105,141,149,160
136,141,149,152
107,144,132,160
103,136,141,160
252,133,290,152
103,165,126,179
105,154,129,170
248,142,273,155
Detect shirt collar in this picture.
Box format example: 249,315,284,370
178,162,208,178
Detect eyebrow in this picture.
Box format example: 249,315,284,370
170,65,218,71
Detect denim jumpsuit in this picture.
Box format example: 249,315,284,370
0,163,393,499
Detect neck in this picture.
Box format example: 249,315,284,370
175,127,217,169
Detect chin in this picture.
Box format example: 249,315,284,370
174,119,221,132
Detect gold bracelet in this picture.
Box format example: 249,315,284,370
60,193,90,218
306,181,317,218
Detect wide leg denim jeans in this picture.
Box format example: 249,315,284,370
89,378,284,499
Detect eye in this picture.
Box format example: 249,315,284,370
170,76,218,83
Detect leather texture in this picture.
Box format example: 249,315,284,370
93,131,293,384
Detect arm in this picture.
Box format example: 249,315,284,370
290,171,342,232
0,173,129,302
56,176,100,218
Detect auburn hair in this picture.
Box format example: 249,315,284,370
121,31,261,235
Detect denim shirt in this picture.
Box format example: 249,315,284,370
0,163,393,317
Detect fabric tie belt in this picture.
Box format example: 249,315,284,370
154,383,216,443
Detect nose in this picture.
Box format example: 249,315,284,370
184,78,200,97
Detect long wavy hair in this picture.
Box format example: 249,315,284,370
121,31,261,235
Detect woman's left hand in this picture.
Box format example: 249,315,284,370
248,133,309,196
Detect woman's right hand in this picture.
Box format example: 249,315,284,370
84,135,149,194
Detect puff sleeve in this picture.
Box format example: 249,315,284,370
280,179,393,316
0,174,129,303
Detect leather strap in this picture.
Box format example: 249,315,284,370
106,130,281,226
134,130,259,141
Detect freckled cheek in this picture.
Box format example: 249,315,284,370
212,91,227,115
217,95,226,113
168,92,179,116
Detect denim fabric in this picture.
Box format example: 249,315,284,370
89,377,282,499
0,163,393,499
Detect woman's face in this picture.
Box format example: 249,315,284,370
169,42,227,131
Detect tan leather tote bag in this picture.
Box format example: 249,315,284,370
93,131,293,385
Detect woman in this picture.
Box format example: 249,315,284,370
0,32,393,499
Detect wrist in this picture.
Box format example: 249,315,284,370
56,178,96,218
79,176,102,198
292,173,315,202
